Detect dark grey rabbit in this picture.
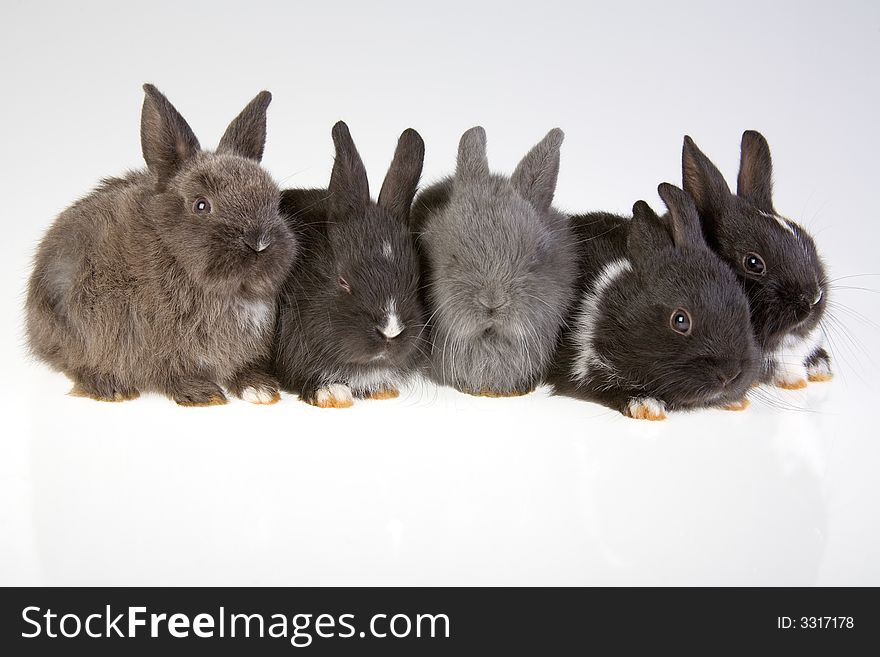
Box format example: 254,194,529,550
273,122,425,408
411,127,577,396
548,184,760,420
26,84,297,405
682,132,831,389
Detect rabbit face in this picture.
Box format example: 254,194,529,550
157,154,296,299
683,132,829,353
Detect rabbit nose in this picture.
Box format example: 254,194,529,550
718,367,742,387
477,291,507,312
793,294,813,321
378,311,404,340
243,230,271,253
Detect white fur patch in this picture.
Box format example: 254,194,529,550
380,299,404,339
235,300,273,332
571,259,632,382
382,240,393,259
759,210,797,236
241,386,276,404
770,326,824,387
346,367,400,395
626,397,667,420
316,383,353,406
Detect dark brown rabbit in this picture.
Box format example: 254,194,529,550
26,84,297,406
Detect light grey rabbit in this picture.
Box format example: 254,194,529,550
26,84,297,406
412,127,577,396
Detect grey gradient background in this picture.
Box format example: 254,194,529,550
1,0,878,585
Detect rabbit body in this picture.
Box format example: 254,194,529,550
549,184,761,419
273,123,426,408
412,127,577,396
26,85,296,405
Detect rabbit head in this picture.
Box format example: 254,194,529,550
142,84,296,301
682,132,828,353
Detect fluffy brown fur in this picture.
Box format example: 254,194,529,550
26,84,297,406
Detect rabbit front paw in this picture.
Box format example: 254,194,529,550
720,398,750,411
806,348,833,383
227,368,281,405
305,383,354,409
69,373,140,403
361,387,400,401
625,397,667,421
169,380,228,407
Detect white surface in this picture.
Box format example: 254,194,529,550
1,0,879,586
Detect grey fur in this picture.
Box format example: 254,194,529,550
26,84,297,405
412,127,577,395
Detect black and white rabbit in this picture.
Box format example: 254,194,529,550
411,127,577,396
549,184,760,420
26,84,297,405
273,122,426,408
682,132,831,389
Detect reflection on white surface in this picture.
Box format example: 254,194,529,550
2,366,876,586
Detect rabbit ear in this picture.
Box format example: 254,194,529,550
628,200,674,258
377,128,425,223
328,121,370,217
682,136,731,220
217,90,272,162
455,127,490,186
737,130,775,213
140,84,200,188
511,128,564,213
656,183,706,250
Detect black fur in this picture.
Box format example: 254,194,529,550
682,132,829,381
273,122,426,405
549,183,760,416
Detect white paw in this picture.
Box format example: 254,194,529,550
313,383,354,409
772,362,808,390
807,358,833,382
241,386,279,405
626,397,667,421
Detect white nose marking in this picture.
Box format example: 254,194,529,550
380,299,404,339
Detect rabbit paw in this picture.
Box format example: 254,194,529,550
721,398,750,411
625,397,667,421
69,374,139,403
307,384,354,409
170,380,228,407
774,375,808,390
772,358,809,389
241,386,281,405
362,387,400,401
226,368,281,405
806,357,833,383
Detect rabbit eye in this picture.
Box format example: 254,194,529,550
743,252,766,276
193,197,212,214
669,308,692,335
338,276,352,294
